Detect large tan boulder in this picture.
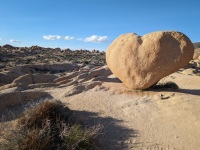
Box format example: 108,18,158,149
106,31,194,89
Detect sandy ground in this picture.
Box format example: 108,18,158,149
47,72,200,150
1,66,199,150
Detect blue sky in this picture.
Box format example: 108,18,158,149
0,0,199,51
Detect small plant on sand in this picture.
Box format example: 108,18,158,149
0,101,102,150
149,81,179,90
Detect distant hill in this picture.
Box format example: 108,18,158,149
193,42,200,49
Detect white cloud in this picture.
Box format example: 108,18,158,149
77,38,83,41
84,35,108,43
64,36,74,40
0,38,2,41
10,39,21,43
43,35,61,40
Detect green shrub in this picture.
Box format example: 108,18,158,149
150,81,179,90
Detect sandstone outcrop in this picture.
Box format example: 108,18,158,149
0,88,48,112
0,64,115,112
0,63,79,86
12,74,57,86
193,52,200,60
106,31,194,89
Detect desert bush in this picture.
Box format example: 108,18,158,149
17,101,72,129
0,101,102,150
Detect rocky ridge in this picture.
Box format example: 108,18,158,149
0,44,105,72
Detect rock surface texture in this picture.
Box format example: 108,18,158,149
106,31,194,89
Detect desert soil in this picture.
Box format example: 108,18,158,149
47,72,200,150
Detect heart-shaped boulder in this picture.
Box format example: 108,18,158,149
106,31,194,89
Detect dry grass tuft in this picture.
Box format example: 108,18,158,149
0,101,102,150
17,100,72,129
